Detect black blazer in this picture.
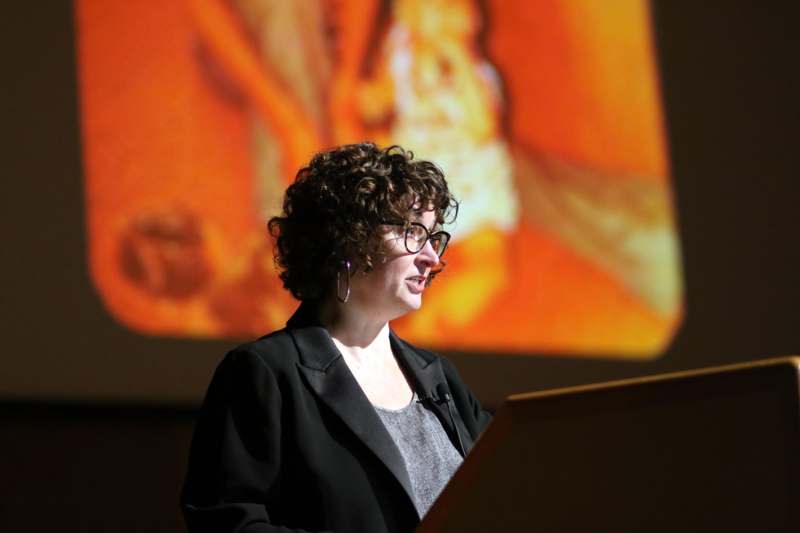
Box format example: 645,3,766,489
181,305,492,533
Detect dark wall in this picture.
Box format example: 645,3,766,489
0,403,194,533
1,1,799,531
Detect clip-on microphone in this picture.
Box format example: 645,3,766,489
419,383,465,456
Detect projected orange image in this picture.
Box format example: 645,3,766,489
76,0,683,357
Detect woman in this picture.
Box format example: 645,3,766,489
181,143,492,533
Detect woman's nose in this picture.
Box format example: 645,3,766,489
416,238,440,266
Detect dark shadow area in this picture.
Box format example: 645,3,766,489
0,402,196,533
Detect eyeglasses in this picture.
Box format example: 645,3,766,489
385,221,451,257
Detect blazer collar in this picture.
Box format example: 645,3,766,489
388,332,445,402
286,301,445,384
391,333,475,455
288,303,432,512
286,302,473,460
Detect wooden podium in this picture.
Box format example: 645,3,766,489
417,358,800,532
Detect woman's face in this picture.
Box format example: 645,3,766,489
347,210,441,322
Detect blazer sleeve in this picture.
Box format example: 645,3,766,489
180,348,333,533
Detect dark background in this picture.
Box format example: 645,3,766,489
1,1,799,531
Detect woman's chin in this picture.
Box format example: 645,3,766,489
404,294,423,312
388,294,423,318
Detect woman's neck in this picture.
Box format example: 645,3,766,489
319,297,392,355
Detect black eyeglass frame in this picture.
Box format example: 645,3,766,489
383,221,451,257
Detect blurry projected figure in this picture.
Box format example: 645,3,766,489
75,0,683,358
352,0,520,341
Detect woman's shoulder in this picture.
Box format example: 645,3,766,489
223,328,300,374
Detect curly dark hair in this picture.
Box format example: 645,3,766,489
268,142,458,301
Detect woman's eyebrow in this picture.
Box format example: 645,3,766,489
409,214,439,232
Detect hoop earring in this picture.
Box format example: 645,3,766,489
336,260,351,303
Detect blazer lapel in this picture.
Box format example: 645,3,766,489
390,333,476,456
288,317,416,506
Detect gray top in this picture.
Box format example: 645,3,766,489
374,394,463,517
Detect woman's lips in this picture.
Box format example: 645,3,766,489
405,276,426,294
